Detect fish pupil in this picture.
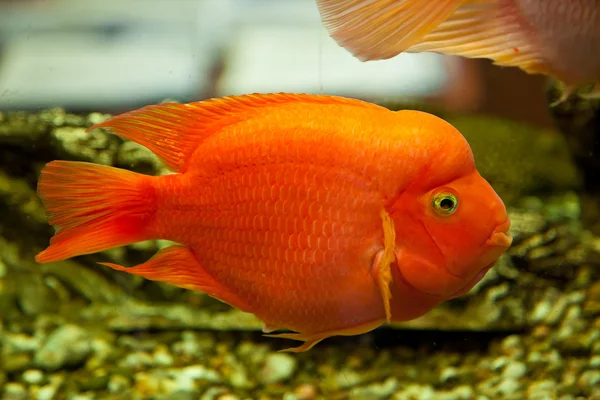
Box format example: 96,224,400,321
440,198,455,210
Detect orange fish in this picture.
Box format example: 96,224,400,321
316,0,600,104
35,93,511,351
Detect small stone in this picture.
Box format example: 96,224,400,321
527,380,557,400
108,374,130,393
392,384,435,400
34,325,92,371
133,371,160,397
334,369,362,389
217,395,240,400
293,383,317,400
441,385,474,400
439,366,460,383
77,373,109,391
491,356,509,371
260,353,297,384
5,333,40,352
119,351,154,370
153,345,174,367
3,354,32,373
500,335,524,358
227,366,252,389
578,370,600,388
2,383,27,400
349,377,398,400
503,361,527,379
166,364,222,392
495,378,522,395
200,387,229,400
36,384,59,400
22,369,44,385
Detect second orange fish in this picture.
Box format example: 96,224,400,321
35,93,512,351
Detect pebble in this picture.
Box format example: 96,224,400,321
217,395,240,400
391,384,435,400
348,377,397,400
36,384,58,400
4,333,40,353
34,325,92,371
578,370,600,388
260,353,297,384
107,374,130,393
119,351,155,370
152,345,174,367
495,378,522,396
3,382,27,400
21,369,44,385
527,380,557,399
293,383,317,400
503,361,527,379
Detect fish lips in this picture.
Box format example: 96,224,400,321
448,219,512,299
486,219,512,249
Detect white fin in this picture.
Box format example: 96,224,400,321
317,0,549,76
317,0,464,61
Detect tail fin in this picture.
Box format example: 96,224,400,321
35,161,156,263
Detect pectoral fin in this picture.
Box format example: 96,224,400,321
371,209,396,323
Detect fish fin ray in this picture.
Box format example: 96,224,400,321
316,0,465,61
100,245,251,312
317,0,550,75
263,332,325,353
35,161,154,263
89,93,384,172
407,2,548,74
264,319,384,352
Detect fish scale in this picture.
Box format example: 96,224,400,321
149,159,387,333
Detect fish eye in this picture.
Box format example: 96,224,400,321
432,193,458,216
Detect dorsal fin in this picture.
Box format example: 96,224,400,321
88,93,383,173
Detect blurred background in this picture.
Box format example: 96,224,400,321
0,0,553,127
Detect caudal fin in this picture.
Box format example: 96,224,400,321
35,161,156,263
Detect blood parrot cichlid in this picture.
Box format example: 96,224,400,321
316,0,600,104
35,93,512,351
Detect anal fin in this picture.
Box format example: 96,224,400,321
100,245,250,312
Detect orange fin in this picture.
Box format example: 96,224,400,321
372,209,395,323
317,0,548,76
89,93,384,173
35,161,155,263
317,0,464,61
264,319,384,352
100,245,251,312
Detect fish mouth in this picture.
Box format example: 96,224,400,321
486,219,512,249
